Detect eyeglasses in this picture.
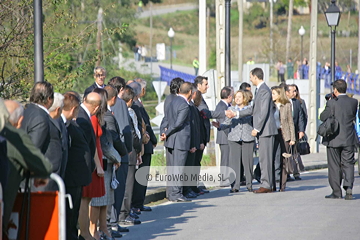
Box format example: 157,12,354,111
95,74,106,77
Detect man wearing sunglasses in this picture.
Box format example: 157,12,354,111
84,66,107,96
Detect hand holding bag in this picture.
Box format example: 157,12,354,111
110,165,119,190
297,135,311,155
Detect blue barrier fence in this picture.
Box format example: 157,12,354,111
323,70,360,94
159,66,196,85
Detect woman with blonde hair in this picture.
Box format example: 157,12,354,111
212,90,255,192
271,86,296,192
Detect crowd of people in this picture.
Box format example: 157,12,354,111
0,65,357,239
0,66,159,240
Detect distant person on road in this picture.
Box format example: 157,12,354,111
193,57,199,76
133,45,139,61
287,58,294,79
320,79,358,200
246,57,255,65
138,0,143,12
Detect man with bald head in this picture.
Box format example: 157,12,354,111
76,91,102,240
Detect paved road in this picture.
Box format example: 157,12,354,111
120,167,360,240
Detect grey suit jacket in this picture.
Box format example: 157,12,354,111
111,97,133,156
160,94,177,134
320,95,358,147
215,100,230,145
220,105,255,142
21,103,50,154
164,96,191,151
237,82,278,137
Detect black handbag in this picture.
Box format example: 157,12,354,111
297,135,310,155
317,102,338,137
284,146,305,174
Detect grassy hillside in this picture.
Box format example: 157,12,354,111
134,7,360,70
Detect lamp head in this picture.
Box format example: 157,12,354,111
325,0,341,27
168,27,175,38
298,26,305,36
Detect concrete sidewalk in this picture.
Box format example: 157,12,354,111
143,146,332,204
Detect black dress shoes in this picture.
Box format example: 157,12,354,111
116,224,129,233
229,189,239,193
325,193,342,199
140,206,152,211
287,176,295,182
185,192,197,198
129,212,139,219
294,176,302,180
111,230,123,238
198,187,209,193
345,189,353,200
172,197,192,202
131,207,142,215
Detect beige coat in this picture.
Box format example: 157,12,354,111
279,102,296,142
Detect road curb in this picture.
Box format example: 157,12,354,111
144,164,329,204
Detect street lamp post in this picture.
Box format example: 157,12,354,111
168,27,175,69
325,0,341,83
298,26,305,66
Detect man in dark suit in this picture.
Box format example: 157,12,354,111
108,77,134,229
320,80,358,200
214,87,233,186
39,93,67,191
194,76,226,193
160,82,193,202
2,100,52,235
76,91,101,240
285,84,305,181
160,77,185,134
84,66,106,96
61,92,92,240
226,68,278,193
21,81,54,154
103,85,128,237
118,86,142,225
132,78,157,212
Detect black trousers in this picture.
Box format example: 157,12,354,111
132,153,152,208
191,149,203,193
114,162,128,220
65,186,82,240
327,146,356,197
183,151,196,194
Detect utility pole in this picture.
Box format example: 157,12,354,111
237,0,243,82
96,8,103,67
225,0,231,87
216,0,225,92
269,0,274,65
199,0,207,76
34,0,44,83
150,2,153,79
358,0,360,72
285,0,294,63
308,0,318,153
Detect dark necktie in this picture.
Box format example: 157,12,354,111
255,88,258,97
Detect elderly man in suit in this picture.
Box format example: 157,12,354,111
160,82,193,202
84,66,107,96
2,100,52,235
76,92,101,240
38,92,66,191
226,68,278,193
320,80,358,200
284,84,305,181
132,78,157,213
107,77,133,231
